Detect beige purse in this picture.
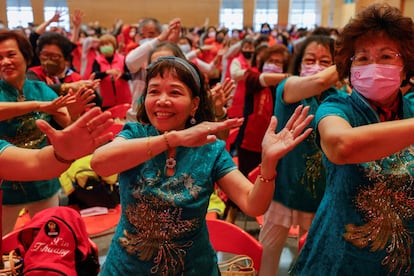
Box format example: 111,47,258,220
218,255,256,276
0,250,23,276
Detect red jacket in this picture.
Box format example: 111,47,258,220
227,53,250,118
29,66,83,85
94,53,132,108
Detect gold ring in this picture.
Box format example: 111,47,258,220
207,127,211,132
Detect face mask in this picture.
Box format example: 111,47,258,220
216,37,224,43
261,29,270,35
208,32,216,38
262,63,283,73
350,64,402,102
42,60,61,76
179,44,191,54
100,45,114,56
300,63,326,77
242,51,253,60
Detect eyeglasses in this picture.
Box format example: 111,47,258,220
350,50,402,66
39,51,63,61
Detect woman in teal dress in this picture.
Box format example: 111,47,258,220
291,3,414,275
0,29,95,235
258,35,342,276
91,56,314,275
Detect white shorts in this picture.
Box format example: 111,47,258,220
263,201,314,230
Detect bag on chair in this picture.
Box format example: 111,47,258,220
68,169,120,209
218,255,256,276
17,206,100,276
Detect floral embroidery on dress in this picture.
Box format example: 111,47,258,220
343,148,414,275
301,132,324,198
119,173,202,275
1,112,47,149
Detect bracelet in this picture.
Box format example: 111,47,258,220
216,108,227,121
60,83,67,95
258,174,276,183
163,131,171,150
147,136,153,158
53,150,75,164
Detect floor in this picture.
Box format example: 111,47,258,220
92,212,298,275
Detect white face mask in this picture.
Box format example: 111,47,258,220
350,64,403,102
179,44,191,54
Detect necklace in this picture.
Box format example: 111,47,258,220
165,152,176,177
17,94,25,102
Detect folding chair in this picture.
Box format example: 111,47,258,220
206,218,263,272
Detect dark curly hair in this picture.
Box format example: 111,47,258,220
335,3,414,86
36,32,76,61
136,56,214,127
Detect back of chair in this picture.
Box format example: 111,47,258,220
107,103,131,119
206,218,263,272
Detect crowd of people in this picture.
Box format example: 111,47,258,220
0,2,413,275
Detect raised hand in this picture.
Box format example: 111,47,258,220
37,94,74,116
262,105,314,162
36,107,114,161
171,118,244,148
210,77,235,114
66,87,96,120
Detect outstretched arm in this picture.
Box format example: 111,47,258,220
0,107,113,181
91,118,244,176
218,105,314,217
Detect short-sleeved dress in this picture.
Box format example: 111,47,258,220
291,91,414,275
100,122,237,275
273,78,339,212
0,80,60,204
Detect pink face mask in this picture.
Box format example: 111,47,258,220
300,64,326,77
262,63,283,73
350,64,403,102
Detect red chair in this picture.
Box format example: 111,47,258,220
107,103,131,119
206,218,263,272
106,122,124,140
225,127,239,152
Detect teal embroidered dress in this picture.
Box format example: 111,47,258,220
273,78,338,212
100,122,237,275
291,91,414,275
0,80,60,204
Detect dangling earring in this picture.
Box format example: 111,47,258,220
190,116,196,125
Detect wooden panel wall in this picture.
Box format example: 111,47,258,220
66,0,221,29
3,0,413,31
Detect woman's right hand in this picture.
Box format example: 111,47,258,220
168,118,244,148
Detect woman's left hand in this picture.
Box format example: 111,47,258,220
210,77,234,114
66,87,96,120
261,105,314,165
36,107,114,161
